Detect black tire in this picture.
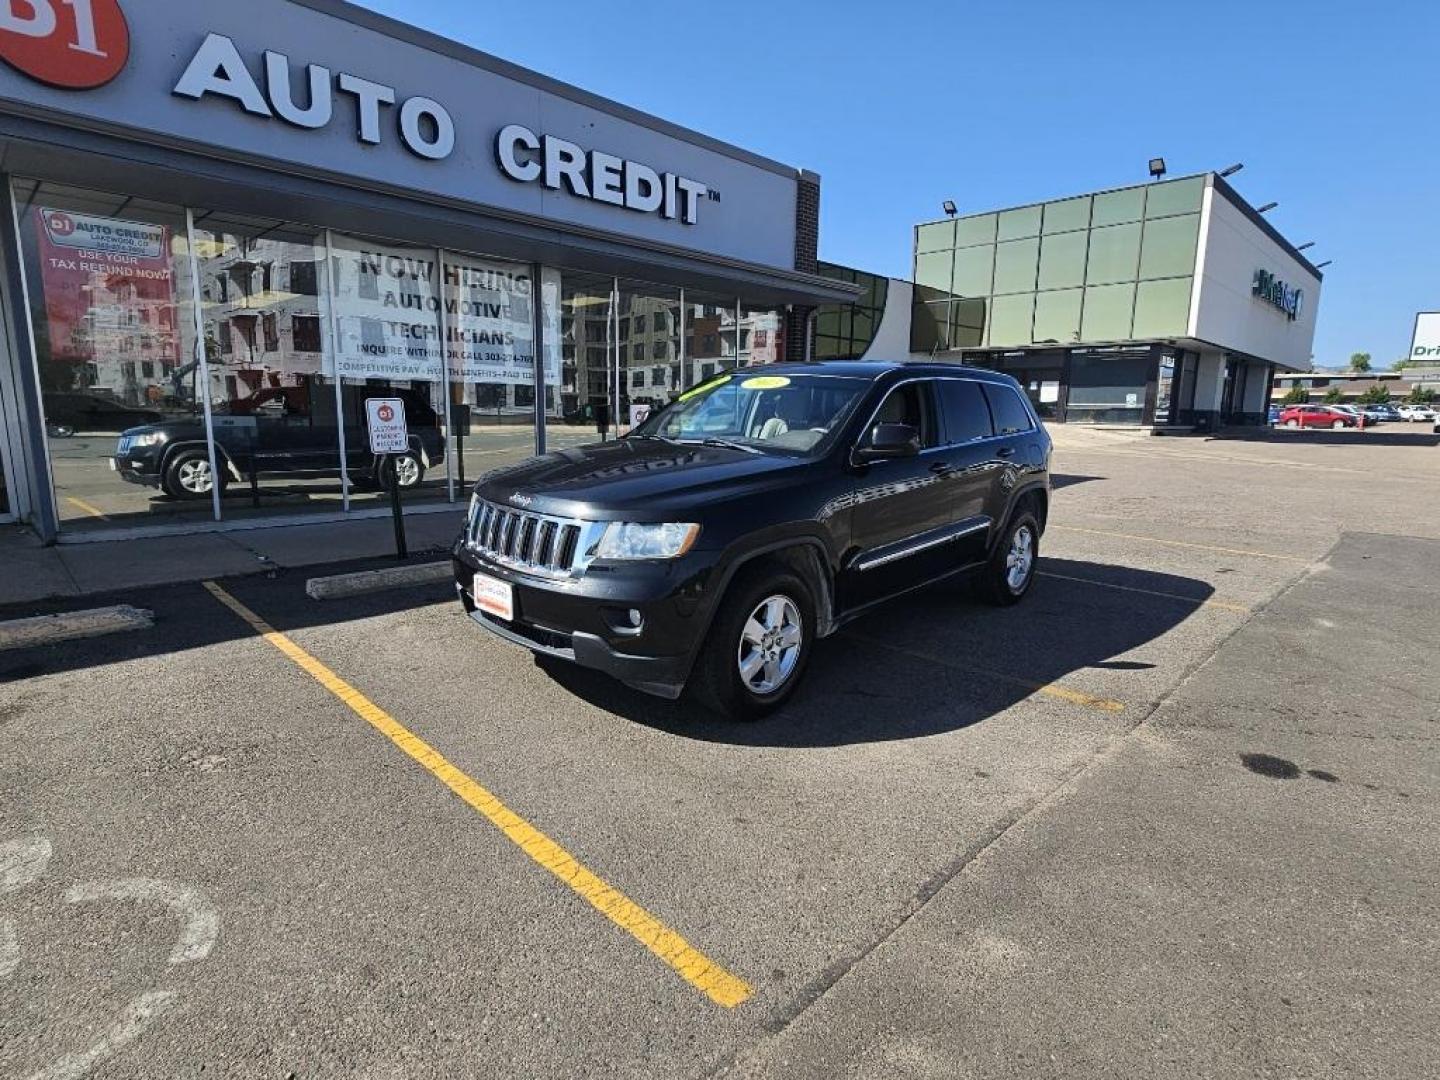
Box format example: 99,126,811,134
690,563,816,721
375,451,425,491
977,510,1040,607
163,449,225,500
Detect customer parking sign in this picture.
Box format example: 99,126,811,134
365,398,408,455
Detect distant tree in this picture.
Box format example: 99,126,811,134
1281,385,1310,404
1322,385,1345,404
1349,352,1372,372
1355,385,1391,405
1407,386,1436,405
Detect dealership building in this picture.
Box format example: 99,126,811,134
905,173,1322,428
0,0,852,541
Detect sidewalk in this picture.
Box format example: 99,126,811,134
0,509,465,608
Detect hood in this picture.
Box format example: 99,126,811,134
475,437,808,518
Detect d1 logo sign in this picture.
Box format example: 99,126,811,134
0,0,129,89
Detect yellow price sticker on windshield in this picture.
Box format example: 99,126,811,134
740,375,791,390
678,374,731,402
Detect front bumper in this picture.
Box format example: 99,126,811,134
452,543,720,699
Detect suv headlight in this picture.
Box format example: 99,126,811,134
594,522,700,560
126,432,163,449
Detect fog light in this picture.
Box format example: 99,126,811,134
628,608,643,628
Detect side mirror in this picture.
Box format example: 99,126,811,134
856,422,920,462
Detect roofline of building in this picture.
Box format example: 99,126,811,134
914,171,1323,282
290,0,806,181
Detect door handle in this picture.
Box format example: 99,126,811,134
996,447,1016,459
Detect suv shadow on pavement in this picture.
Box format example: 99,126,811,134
536,556,1213,747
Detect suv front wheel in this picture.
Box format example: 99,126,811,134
692,563,815,721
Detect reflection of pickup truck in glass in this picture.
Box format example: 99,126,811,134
109,383,446,499
43,393,164,436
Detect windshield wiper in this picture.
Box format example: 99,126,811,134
695,437,763,455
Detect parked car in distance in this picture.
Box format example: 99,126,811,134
453,361,1052,720
111,383,445,499
43,392,163,435
1278,405,1357,429
1362,403,1400,422
1267,405,1281,424
1397,403,1437,422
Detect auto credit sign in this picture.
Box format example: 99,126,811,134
0,0,800,269
365,398,408,455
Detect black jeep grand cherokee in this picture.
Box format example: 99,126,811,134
453,361,1051,719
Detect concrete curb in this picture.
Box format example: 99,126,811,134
305,560,452,600
0,605,154,651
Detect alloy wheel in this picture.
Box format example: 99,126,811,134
179,459,213,494
393,455,421,487
1006,524,1035,593
737,595,803,695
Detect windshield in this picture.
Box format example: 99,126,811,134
631,372,871,455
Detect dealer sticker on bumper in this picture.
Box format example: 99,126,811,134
473,571,514,622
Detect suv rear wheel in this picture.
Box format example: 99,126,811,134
692,563,815,721
978,510,1040,606
376,451,424,490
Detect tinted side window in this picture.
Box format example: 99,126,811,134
981,384,1034,435
939,380,995,443
868,381,940,448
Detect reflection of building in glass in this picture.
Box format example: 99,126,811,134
197,234,325,409
74,272,181,406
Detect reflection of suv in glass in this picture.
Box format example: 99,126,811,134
111,384,445,499
43,393,163,436
453,361,1052,719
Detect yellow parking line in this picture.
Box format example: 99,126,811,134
65,496,110,521
201,580,752,1009
1049,524,1311,564
1038,571,1251,614
850,635,1124,713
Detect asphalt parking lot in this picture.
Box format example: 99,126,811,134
2,426,1437,1079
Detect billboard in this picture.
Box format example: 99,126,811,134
1408,312,1440,364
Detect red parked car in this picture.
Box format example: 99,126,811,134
1277,405,1357,430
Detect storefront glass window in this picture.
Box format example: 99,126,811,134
1091,186,1146,228
12,180,203,531
1043,196,1091,234
1085,223,1142,285
952,298,987,348
992,238,1039,295
1144,177,1204,218
954,213,998,248
686,291,737,387
909,296,950,354
915,220,955,253
1138,214,1200,280
913,249,952,290
1032,288,1083,344
617,283,681,429
559,272,615,440
1038,230,1088,291
442,251,553,480
1131,277,1193,338
740,303,785,368
1067,349,1151,424
814,263,889,361
996,205,1042,242
986,293,1034,347
952,245,994,297
190,216,351,519
324,232,451,509
1080,282,1136,341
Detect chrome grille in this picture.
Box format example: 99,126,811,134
467,498,592,578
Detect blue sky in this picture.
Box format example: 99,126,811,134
354,0,1437,369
